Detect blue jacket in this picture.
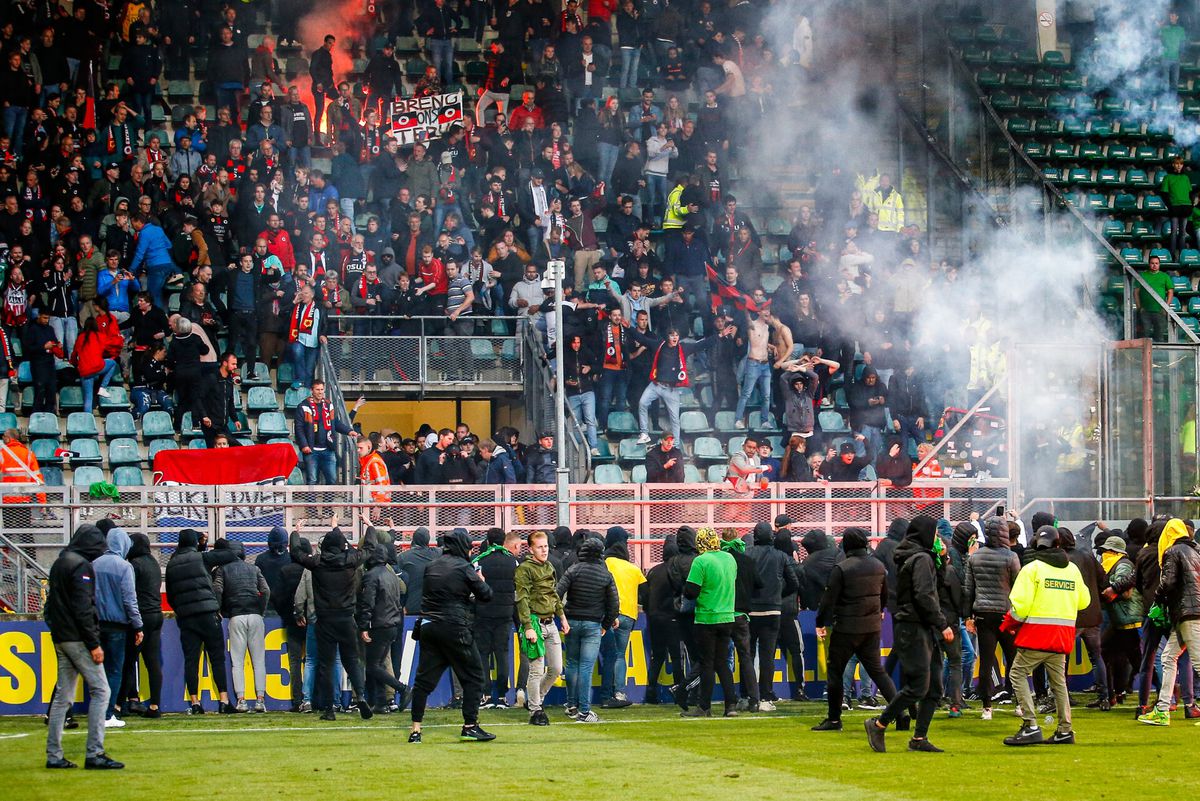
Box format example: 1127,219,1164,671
662,235,710,278
129,223,175,271
95,269,133,313
93,528,143,630
307,183,340,211
173,126,207,153
483,448,517,484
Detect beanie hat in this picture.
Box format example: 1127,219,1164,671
695,527,720,554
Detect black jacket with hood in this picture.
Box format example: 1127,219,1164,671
254,526,293,616
640,535,679,619
549,526,573,578
798,530,839,611
213,541,271,618
815,527,887,634
893,516,948,631
872,517,907,613
1157,520,1200,621
420,528,493,627
475,530,519,621
774,531,804,617
45,524,106,648
748,522,798,612
277,541,309,627
290,528,365,616
127,532,163,625
557,537,620,627
397,526,440,615
357,536,407,631
667,526,700,613
1136,519,1167,601
964,516,1021,616
1061,528,1108,628
165,529,221,619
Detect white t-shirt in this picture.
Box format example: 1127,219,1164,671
722,60,746,97
583,52,595,86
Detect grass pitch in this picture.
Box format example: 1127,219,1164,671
3,701,1199,800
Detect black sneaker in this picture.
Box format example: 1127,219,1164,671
140,708,161,719
219,702,241,714
45,757,77,769
529,710,549,726
84,753,125,770
681,707,711,718
448,697,463,710
811,718,843,732
1048,730,1075,745
126,700,146,716
460,724,496,742
669,684,689,711
408,730,422,744
358,700,373,720
188,704,204,715
1086,698,1112,711
864,717,887,753
396,685,411,713
1003,723,1044,746
319,710,337,721
908,738,944,753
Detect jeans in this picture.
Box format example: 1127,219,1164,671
46,641,110,762
1076,625,1108,701
49,316,79,359
217,82,244,121
638,381,682,440
735,359,772,422
1165,58,1181,91
288,145,312,168
147,263,178,309
80,359,119,413
132,387,173,418
228,614,267,701
3,106,28,154
646,173,668,222
893,414,925,458
287,342,320,387
597,142,620,189
302,616,344,704
596,368,630,431
473,617,513,701
620,47,641,88
429,38,455,86
564,619,604,714
340,198,358,233
128,89,155,133
99,627,127,718
598,613,636,702
304,449,338,484
568,391,600,449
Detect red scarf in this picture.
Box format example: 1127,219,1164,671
146,147,165,163
302,398,333,433
649,342,687,386
361,125,382,161
357,273,378,298
107,122,133,158
289,302,317,341
603,323,623,369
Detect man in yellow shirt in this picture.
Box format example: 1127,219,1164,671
599,526,646,708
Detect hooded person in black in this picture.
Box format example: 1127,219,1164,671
798,531,838,612
549,526,573,577
278,536,310,710
813,527,897,730
397,526,440,615
865,516,953,754
721,530,765,712
409,528,495,743
358,531,409,713
667,526,701,707
874,517,908,612
165,528,234,713
774,529,808,701
1060,527,1112,710
747,521,799,709
935,520,969,715
641,535,682,704
120,533,164,717
473,528,520,709
254,526,293,610
45,524,124,771
289,526,372,721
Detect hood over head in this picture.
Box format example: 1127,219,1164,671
1125,517,1149,546
105,527,132,559
886,517,909,542
127,532,152,560
443,528,473,560
411,526,431,548
67,523,106,562
294,537,313,558
752,522,774,545
936,519,953,544
321,528,347,554
800,530,827,553
578,536,605,562
842,527,870,553
552,526,573,548
365,537,391,568
676,526,698,555
983,516,1010,548
952,521,977,554
267,526,288,554
1159,518,1194,566
661,534,680,562
1058,527,1076,550
905,516,938,551
773,530,796,556
605,526,630,549
178,528,202,549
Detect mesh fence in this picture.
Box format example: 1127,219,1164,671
0,534,47,613
325,336,423,388
426,335,523,384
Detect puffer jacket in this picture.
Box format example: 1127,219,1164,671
1061,528,1108,628
815,528,887,634
965,516,1021,616
420,528,493,626
893,517,948,631
798,530,839,611
127,532,163,624
357,539,407,630
44,525,106,648
165,529,220,619
1103,554,1143,628
397,526,440,615
873,517,907,612
289,528,365,616
748,522,798,612
557,537,619,627
1157,520,1200,621
213,542,270,617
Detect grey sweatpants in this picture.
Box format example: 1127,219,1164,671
527,622,564,713
229,614,267,701
47,641,109,761
1011,648,1071,733
1157,619,1200,712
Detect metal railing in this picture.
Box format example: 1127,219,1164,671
317,346,356,485
322,315,524,392
521,319,592,483
0,531,49,614
0,479,1009,571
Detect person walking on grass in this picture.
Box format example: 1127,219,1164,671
408,528,495,743
44,524,124,770
680,527,740,719
865,516,954,753
516,530,570,725
1001,526,1090,745
558,536,620,722
1138,518,1200,726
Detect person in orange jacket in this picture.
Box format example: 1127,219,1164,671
358,436,390,505
1,428,48,523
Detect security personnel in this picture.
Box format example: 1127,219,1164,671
663,172,697,233
1001,526,1090,746
357,437,390,503
1,429,47,528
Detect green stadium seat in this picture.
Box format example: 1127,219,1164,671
188,438,207,449
1086,192,1110,211
1005,70,1032,89
142,411,174,440
991,49,1016,67
1107,144,1133,162
1042,50,1068,69
1130,220,1157,241
630,465,648,484
591,439,615,464
276,361,295,391
112,466,145,486
692,436,726,463
59,386,84,411
69,438,102,466
257,412,290,440
606,411,638,437
683,464,702,483
1042,166,1063,183
1032,117,1061,136
1150,247,1178,268
749,411,782,434
1141,195,1167,214
66,412,98,438
1101,220,1128,240
706,465,727,483
1170,297,1183,313
1173,275,1192,296
961,44,988,64
992,93,1018,112
1112,193,1138,213
405,57,428,79
41,466,64,486
99,386,130,412
1105,275,1126,295
1006,117,1032,136
1187,297,1200,315
1180,249,1200,269
283,387,309,411
819,410,849,433
1062,118,1088,137
948,24,974,44
1181,316,1200,335
713,410,740,434
0,411,16,431
678,388,700,410
1023,142,1046,160
594,464,626,484
1045,93,1072,113
1098,96,1127,117
1067,167,1093,185
1060,73,1085,91
104,412,136,441
1096,168,1120,187
107,438,141,468
618,437,647,464
72,466,106,487
1031,70,1057,89
246,386,279,412
1125,169,1151,188
31,438,62,465
976,68,1003,89
1078,142,1104,160
27,412,59,438
1120,247,1146,267
680,410,712,435
147,439,178,461
180,412,202,438
1048,142,1074,161
974,25,1000,45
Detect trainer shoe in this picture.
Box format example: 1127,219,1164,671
565,705,579,718
515,689,527,709
1037,697,1055,715
576,711,600,723
1086,698,1112,712
45,758,77,769
84,753,124,770
948,707,963,718
735,698,750,712
140,707,161,719
530,710,550,726
811,718,842,731
1003,723,1044,746
103,716,126,729
864,718,887,753
397,685,411,713
235,699,249,713
1138,708,1170,726
319,710,337,721
407,731,422,744
493,699,510,710
358,700,373,720
636,433,652,444
298,701,312,713
681,708,711,718
1048,730,1075,744
669,684,689,711
461,724,497,741
758,700,777,712
857,698,884,711
188,703,204,715
219,702,241,714
980,708,992,721
908,738,943,753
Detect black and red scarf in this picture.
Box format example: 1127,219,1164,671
603,323,623,369
289,301,317,341
649,342,687,386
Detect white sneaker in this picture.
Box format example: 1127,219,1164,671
636,433,652,444
104,716,126,728
758,700,777,712
981,708,992,721
734,420,746,429
590,447,601,456
515,689,527,708
735,697,750,712
97,388,111,398
575,710,600,723
235,699,249,713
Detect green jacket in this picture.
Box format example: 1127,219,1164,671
78,249,104,302
514,557,563,632
1160,172,1192,207
1103,557,1143,629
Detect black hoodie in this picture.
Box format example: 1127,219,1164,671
420,528,493,627
127,532,163,623
749,522,798,612
774,532,804,617
45,524,106,648
290,528,365,616
397,526,440,615
254,526,293,617
815,527,887,634
557,537,620,626
475,530,519,622
798,530,839,611
357,537,407,631
893,516,948,631
872,517,907,612
668,527,699,612
640,535,679,619
277,539,309,627
1060,528,1108,629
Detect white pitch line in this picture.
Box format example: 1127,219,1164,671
0,733,30,740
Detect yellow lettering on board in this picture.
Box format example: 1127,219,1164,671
41,631,60,703
625,630,648,685
0,632,37,705
266,627,288,700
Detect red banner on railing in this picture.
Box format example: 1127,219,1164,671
153,444,298,485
